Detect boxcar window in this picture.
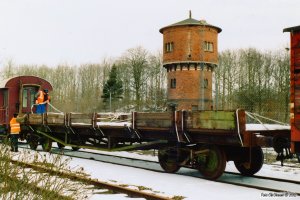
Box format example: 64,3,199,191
22,89,28,108
23,87,38,108
30,89,36,107
3,90,8,107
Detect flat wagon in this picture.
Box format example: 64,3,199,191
19,109,290,180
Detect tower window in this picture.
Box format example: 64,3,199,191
204,41,213,52
170,78,176,88
165,42,174,53
202,78,208,88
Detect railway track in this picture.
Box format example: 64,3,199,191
60,149,300,195
18,144,300,196
9,155,174,200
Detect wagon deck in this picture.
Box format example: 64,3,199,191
22,111,245,148
19,109,290,152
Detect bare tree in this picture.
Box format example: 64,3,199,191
1,59,15,79
77,63,107,112
122,46,149,111
50,64,78,112
146,51,167,111
0,46,290,122
217,47,290,122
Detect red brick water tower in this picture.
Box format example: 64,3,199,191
160,12,221,110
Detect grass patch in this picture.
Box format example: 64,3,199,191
172,195,186,200
119,184,129,187
0,144,91,200
137,185,152,191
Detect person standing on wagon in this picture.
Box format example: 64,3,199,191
35,89,50,114
43,89,51,112
10,113,20,152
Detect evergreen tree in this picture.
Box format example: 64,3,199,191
102,64,123,111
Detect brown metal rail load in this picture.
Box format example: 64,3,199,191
19,109,291,180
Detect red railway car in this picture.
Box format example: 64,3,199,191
284,25,300,154
0,76,52,134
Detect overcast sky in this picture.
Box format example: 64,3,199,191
0,0,299,67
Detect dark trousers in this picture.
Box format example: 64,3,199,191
10,134,19,152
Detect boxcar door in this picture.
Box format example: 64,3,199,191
21,86,39,113
0,89,9,127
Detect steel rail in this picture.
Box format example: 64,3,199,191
225,171,300,185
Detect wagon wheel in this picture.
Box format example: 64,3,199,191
71,140,82,151
41,137,52,152
29,140,38,150
197,145,227,180
71,146,80,151
158,147,181,173
57,142,65,149
27,134,39,150
234,146,264,176
2,134,10,145
69,137,83,151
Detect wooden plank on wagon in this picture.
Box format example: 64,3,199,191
136,112,172,128
71,118,92,125
136,112,172,120
190,111,236,130
28,113,43,124
69,113,93,125
46,113,65,125
69,113,94,119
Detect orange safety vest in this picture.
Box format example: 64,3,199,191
36,90,44,104
10,117,20,134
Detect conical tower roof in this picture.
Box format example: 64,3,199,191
159,11,222,33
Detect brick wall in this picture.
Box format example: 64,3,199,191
167,66,213,110
163,26,218,64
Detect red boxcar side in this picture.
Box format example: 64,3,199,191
284,25,300,153
0,76,52,130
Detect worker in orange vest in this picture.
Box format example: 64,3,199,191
35,89,51,114
10,113,20,152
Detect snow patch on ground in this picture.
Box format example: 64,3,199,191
13,143,300,200
67,149,300,199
